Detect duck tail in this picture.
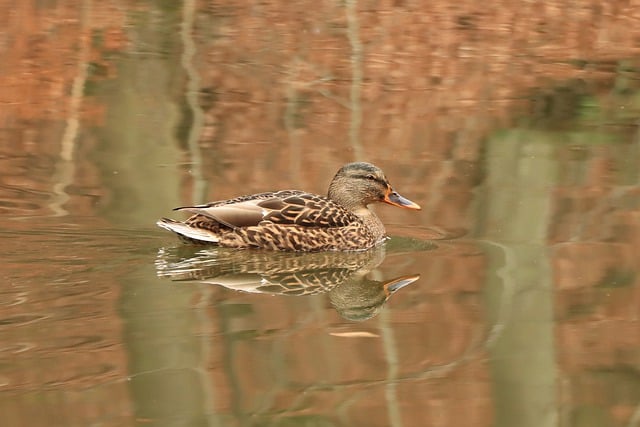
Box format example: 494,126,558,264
156,218,220,244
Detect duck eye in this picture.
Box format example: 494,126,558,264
366,174,377,181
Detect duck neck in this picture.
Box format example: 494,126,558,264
353,206,386,242
328,184,387,241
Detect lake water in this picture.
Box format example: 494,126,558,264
2,2,640,426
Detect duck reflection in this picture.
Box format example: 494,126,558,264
155,245,419,321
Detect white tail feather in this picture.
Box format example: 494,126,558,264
156,219,220,243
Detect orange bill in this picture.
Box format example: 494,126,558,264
383,188,421,210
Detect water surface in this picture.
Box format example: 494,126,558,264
2,2,640,427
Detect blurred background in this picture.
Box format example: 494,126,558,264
1,1,640,426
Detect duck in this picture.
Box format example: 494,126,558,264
156,162,421,251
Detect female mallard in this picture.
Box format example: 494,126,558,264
157,162,421,251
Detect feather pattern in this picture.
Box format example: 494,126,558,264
157,162,421,251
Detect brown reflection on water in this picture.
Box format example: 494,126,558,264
2,1,639,226
1,0,640,426
549,143,640,427
143,240,490,426
0,226,137,426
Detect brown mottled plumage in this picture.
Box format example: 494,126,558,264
157,162,421,251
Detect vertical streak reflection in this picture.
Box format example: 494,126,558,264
50,0,92,217
479,133,559,427
379,308,404,427
181,0,206,204
345,0,364,161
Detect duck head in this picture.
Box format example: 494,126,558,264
327,162,421,211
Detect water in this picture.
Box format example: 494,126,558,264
2,1,640,426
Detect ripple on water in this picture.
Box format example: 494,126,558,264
0,314,49,328
0,224,134,394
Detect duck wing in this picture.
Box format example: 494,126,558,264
175,190,357,229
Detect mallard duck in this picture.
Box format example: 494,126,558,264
157,162,421,251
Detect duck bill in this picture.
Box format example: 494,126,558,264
383,188,422,210
384,274,421,294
